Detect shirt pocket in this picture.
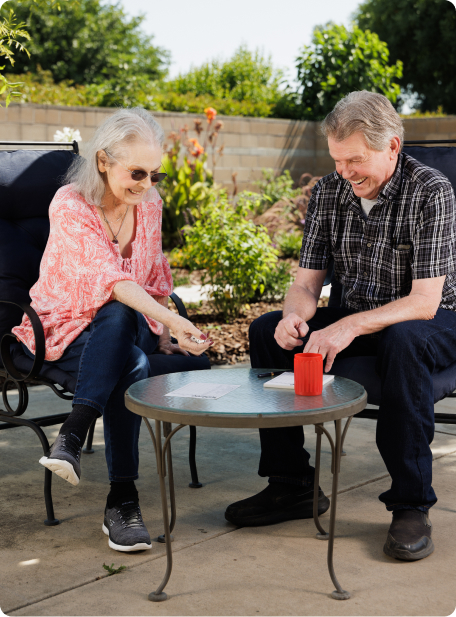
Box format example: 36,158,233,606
388,244,413,290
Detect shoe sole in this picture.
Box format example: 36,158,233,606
39,456,80,486
225,496,330,527
383,536,435,561
102,523,152,552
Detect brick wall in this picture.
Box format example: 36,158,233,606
1,104,455,191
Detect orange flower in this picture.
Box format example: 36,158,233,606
193,145,205,157
188,138,205,157
204,107,217,122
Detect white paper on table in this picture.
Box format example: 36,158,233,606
263,372,334,390
165,382,241,400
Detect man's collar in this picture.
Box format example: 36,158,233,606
378,152,403,201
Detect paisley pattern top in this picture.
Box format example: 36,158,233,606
13,184,173,361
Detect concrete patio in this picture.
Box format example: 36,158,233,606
1,372,456,616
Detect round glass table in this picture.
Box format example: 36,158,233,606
125,368,367,602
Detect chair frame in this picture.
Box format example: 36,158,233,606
0,140,201,527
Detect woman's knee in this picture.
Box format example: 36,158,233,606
94,301,138,329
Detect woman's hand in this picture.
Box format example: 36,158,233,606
170,315,213,356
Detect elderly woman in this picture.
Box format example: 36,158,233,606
12,108,212,552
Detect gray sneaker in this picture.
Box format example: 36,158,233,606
39,433,82,486
102,501,152,552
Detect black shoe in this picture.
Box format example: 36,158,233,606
39,433,82,486
225,482,330,527
383,509,434,561
103,500,152,552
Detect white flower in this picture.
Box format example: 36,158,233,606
53,127,82,142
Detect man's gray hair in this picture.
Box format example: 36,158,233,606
321,91,404,151
64,107,165,206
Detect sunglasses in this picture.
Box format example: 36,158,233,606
104,150,168,183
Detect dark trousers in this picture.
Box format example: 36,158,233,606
249,307,456,511
24,301,209,482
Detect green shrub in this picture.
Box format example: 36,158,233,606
166,46,285,108
296,23,402,120
153,91,274,118
254,169,300,212
253,261,293,303
277,232,303,259
182,193,278,320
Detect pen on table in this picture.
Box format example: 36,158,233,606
257,371,286,378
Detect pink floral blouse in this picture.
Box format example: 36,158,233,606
13,184,173,361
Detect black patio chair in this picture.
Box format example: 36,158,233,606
0,141,208,526
327,140,456,424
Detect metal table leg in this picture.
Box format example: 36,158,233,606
313,418,353,600
313,425,329,539
143,418,186,602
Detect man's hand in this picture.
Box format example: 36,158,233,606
304,317,359,372
157,336,190,357
274,313,309,350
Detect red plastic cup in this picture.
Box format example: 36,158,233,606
294,353,323,396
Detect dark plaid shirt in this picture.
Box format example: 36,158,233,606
299,152,456,312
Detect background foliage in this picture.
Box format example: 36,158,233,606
2,0,455,118
355,0,456,114
6,0,169,86
296,23,403,120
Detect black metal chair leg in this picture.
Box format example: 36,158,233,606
43,467,59,526
83,418,96,454
1,414,61,525
188,425,202,488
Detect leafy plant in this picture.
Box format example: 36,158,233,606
172,274,191,287
102,563,126,576
253,261,293,303
277,232,303,260
182,193,279,320
0,9,30,106
253,169,300,213
160,110,224,249
296,23,403,120
167,45,285,106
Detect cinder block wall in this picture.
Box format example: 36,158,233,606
1,104,455,190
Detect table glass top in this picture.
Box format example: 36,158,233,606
127,368,365,419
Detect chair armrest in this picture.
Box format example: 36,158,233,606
170,292,189,319
0,301,45,381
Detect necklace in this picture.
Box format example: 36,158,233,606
101,205,130,244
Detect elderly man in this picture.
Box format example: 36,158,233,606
225,91,456,561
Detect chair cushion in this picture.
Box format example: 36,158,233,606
402,146,456,192
10,343,211,395
329,356,456,407
0,149,77,220
0,218,50,360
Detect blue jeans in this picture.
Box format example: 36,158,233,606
249,307,456,512
23,301,204,482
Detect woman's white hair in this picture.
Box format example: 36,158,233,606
321,91,404,151
64,107,165,206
